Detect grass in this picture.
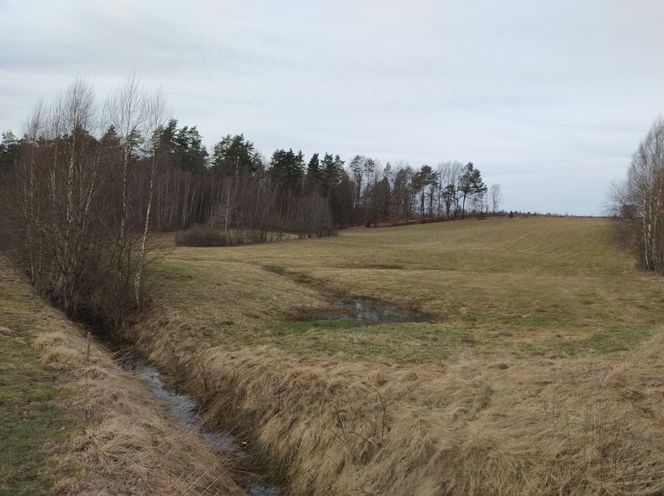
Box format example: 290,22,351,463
0,257,246,496
0,339,75,496
0,268,77,496
150,216,664,362
267,320,473,362
128,216,664,495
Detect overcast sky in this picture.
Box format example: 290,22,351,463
1,0,663,214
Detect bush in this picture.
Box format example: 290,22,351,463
175,225,227,247
175,225,292,247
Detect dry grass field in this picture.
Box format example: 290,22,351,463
150,216,663,361
132,216,664,495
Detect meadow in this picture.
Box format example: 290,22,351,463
4,217,662,495
132,216,664,495
152,216,662,362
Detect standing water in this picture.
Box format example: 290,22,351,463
333,297,412,323
118,352,281,496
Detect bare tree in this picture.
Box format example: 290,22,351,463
134,91,167,304
614,116,664,272
1,76,166,331
106,73,145,254
489,184,503,213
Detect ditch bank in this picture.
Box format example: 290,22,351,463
115,348,282,496
0,256,247,495
119,270,453,495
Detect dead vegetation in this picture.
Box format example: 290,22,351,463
0,256,245,496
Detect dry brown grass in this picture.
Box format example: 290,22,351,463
136,312,664,495
129,217,664,495
0,256,246,496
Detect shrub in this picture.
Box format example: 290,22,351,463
175,226,227,247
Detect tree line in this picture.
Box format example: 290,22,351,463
2,110,502,236
0,77,501,330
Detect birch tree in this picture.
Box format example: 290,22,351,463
615,117,664,272
489,184,503,213
134,91,167,304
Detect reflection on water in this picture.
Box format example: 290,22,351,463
332,297,412,323
120,354,281,496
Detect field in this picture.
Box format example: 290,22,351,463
4,217,662,495
133,216,664,495
152,216,662,361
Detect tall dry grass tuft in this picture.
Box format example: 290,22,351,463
135,309,664,495
0,257,245,495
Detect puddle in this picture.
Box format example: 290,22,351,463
118,351,281,496
333,297,411,322
264,265,422,325
317,297,414,323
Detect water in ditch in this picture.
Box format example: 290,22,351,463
117,351,281,496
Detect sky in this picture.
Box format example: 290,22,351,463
1,0,663,215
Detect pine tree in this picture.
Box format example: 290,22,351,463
211,134,263,177
269,148,305,191
0,131,21,184
458,162,486,216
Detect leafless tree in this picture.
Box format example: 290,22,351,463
489,184,503,213
134,91,167,304
1,77,166,330
613,116,664,272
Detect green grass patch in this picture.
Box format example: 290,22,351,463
0,332,76,496
255,319,479,363
0,274,77,496
562,325,655,355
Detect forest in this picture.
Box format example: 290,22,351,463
0,80,499,237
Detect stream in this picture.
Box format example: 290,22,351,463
116,350,281,496
108,298,413,496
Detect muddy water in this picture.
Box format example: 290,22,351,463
118,353,281,496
